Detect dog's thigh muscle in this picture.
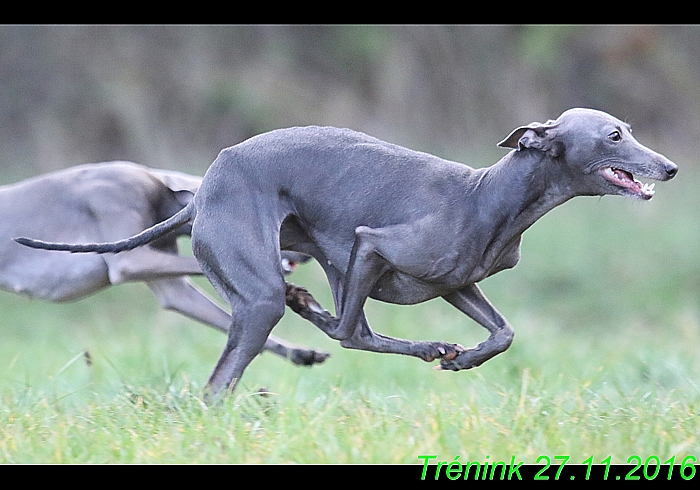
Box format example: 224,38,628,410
0,251,110,302
191,206,289,395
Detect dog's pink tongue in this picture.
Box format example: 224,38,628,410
613,168,633,181
613,168,642,190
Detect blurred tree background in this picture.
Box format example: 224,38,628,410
0,24,698,331
0,25,697,179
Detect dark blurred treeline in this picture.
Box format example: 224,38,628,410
0,25,698,180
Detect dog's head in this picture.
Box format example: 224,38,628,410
498,108,678,200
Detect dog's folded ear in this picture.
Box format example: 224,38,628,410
498,120,561,157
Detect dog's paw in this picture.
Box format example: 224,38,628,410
285,283,335,323
435,347,486,371
289,348,331,367
435,328,514,371
420,342,465,363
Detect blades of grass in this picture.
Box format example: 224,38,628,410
516,367,530,416
55,350,89,378
7,353,20,371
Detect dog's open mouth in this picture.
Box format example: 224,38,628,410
600,167,655,200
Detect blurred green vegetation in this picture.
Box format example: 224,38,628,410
1,25,698,175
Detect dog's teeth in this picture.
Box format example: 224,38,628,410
641,182,656,195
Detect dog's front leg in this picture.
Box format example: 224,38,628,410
287,282,463,361
284,225,465,363
438,284,515,371
337,226,465,361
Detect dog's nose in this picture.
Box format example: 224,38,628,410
664,161,678,179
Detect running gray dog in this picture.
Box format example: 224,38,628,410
4,162,328,366
17,109,678,396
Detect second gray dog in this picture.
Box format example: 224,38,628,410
4,162,328,366
18,108,678,396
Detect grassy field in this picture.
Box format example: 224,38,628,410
0,158,699,465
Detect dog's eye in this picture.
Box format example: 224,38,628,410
608,130,622,142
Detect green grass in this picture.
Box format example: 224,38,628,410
0,162,699,464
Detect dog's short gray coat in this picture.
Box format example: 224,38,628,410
17,109,678,396
4,161,328,366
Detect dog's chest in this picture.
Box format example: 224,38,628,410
469,237,523,283
369,271,456,304
367,239,522,305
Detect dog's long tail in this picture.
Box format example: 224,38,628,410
15,202,196,254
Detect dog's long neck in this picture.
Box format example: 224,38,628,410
467,149,575,279
478,149,576,236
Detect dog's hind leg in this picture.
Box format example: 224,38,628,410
192,203,291,396
206,287,286,396
103,247,202,284
147,277,330,366
262,332,330,366
200,257,287,396
103,241,328,366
